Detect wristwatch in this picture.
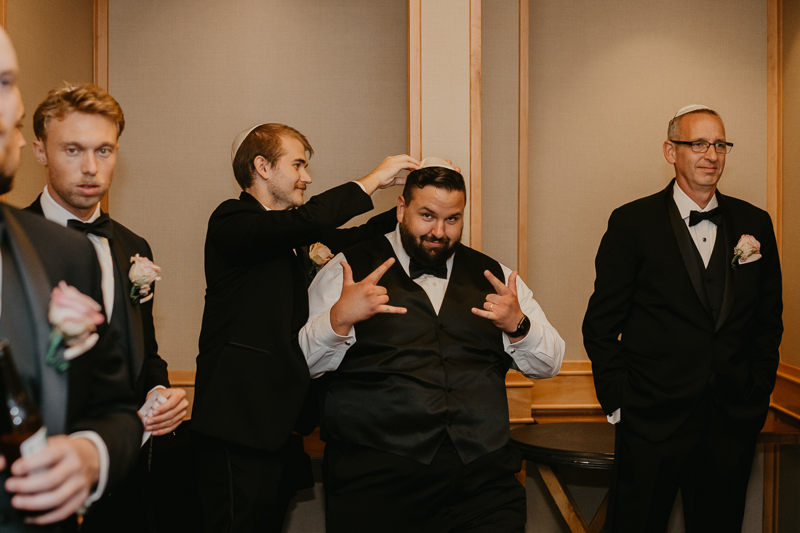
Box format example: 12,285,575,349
509,315,531,338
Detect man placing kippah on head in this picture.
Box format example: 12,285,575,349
301,159,565,533
583,105,783,531
191,123,419,533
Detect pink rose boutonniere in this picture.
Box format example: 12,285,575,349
731,234,762,270
129,254,162,303
308,242,334,279
45,281,105,372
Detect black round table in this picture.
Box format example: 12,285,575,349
510,423,616,533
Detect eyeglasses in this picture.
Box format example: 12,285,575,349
670,140,733,154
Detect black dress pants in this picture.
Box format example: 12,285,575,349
607,390,760,533
193,433,302,533
80,443,152,533
323,437,526,533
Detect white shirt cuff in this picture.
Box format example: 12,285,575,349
304,307,356,378
353,181,367,193
145,385,168,399
607,408,621,424
503,320,561,378
69,431,109,510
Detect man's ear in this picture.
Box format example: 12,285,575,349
663,140,677,164
253,155,271,181
32,139,48,165
397,195,406,224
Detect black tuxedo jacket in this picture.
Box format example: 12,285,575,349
26,196,170,401
583,181,783,442
0,205,141,532
192,182,397,451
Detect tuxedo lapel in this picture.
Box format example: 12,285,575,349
665,192,713,318
715,195,737,331
109,224,146,380
3,207,67,434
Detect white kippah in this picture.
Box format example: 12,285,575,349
419,157,455,170
231,124,265,164
673,104,711,118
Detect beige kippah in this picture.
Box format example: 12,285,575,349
231,124,265,164
673,104,711,118
419,157,455,170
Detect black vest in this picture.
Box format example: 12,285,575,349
691,221,727,323
321,236,512,465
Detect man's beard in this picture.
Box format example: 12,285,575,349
400,221,460,268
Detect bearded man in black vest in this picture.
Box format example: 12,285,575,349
301,159,565,533
583,105,783,531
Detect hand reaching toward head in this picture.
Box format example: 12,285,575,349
358,155,421,194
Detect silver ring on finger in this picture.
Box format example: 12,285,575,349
490,303,494,311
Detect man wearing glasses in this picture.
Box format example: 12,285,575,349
583,105,783,531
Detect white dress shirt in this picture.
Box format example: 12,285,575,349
40,186,115,319
672,181,719,267
299,225,565,379
607,183,721,425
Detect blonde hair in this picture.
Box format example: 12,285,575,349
33,82,125,142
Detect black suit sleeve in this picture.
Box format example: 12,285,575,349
138,241,170,393
744,213,783,397
320,207,398,254
68,324,142,493
582,208,640,415
208,182,374,264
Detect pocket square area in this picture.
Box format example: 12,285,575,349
738,253,762,265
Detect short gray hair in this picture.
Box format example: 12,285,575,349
667,108,723,140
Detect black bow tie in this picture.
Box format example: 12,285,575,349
688,207,722,227
67,213,113,239
409,258,447,280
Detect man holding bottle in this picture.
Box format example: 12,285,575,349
0,26,141,531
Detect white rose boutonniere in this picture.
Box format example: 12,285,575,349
45,281,105,372
129,254,161,304
731,234,762,270
308,242,334,279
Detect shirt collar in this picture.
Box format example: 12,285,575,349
386,224,454,280
672,181,718,221
40,185,102,227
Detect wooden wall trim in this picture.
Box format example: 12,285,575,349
94,0,110,213
770,362,800,423
767,0,782,250
517,0,529,278
469,0,482,251
93,0,109,91
172,359,800,428
531,361,605,423
407,0,422,161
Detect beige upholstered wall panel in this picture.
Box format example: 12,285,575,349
108,0,408,370
482,0,519,269
528,0,768,361
783,0,800,368
5,0,93,207
421,0,471,243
